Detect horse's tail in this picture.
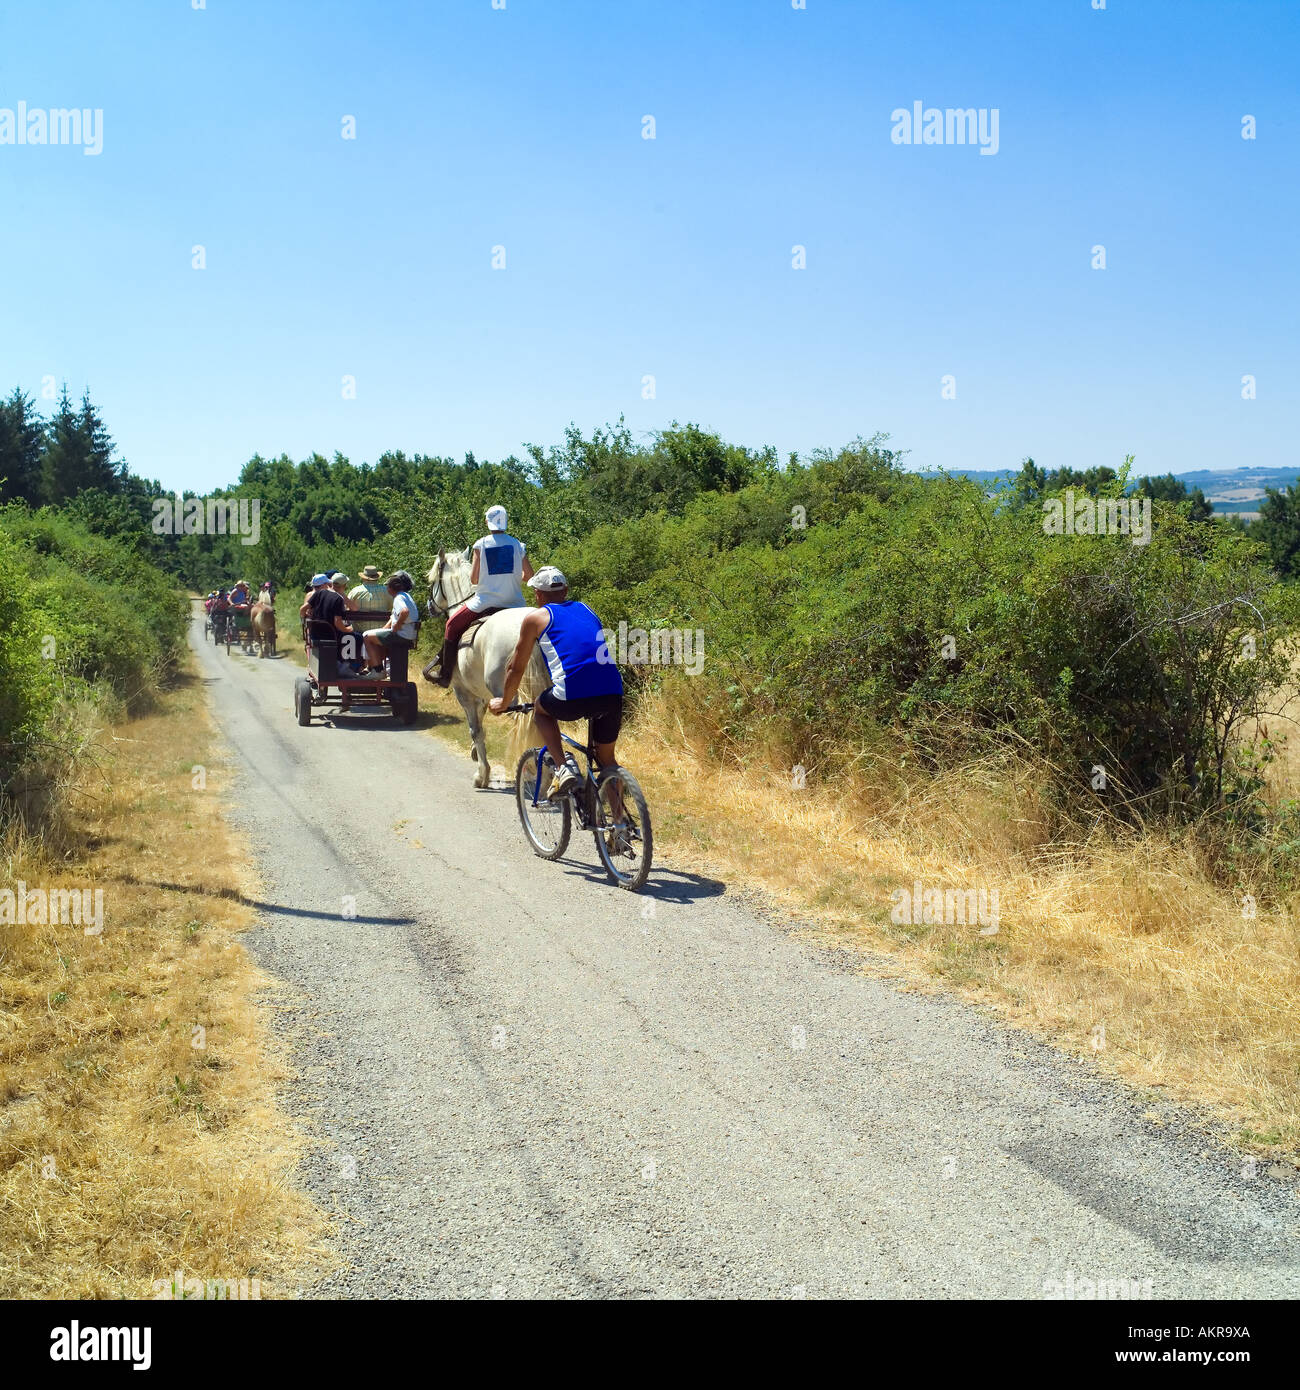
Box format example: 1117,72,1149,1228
504,647,551,772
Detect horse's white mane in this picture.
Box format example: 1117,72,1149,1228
427,546,476,609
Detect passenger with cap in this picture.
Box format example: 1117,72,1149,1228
330,573,355,609
430,503,534,687
299,572,359,668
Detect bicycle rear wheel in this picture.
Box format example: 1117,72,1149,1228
515,749,571,860
594,768,652,890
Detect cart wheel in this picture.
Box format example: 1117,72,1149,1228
294,677,312,726
395,681,418,725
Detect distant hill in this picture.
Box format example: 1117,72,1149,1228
915,467,1300,515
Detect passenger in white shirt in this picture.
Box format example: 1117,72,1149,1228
361,570,421,675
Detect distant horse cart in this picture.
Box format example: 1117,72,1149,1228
293,608,420,726
227,606,254,655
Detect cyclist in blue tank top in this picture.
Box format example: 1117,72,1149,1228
489,566,623,800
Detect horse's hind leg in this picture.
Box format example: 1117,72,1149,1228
454,685,491,788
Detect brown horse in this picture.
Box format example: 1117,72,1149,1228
250,598,277,657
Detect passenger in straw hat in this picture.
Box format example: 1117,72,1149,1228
348,565,389,633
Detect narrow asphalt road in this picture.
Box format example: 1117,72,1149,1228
192,613,1300,1299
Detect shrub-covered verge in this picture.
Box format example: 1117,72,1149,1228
0,503,188,833
521,449,1300,816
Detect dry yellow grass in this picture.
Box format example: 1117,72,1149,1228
421,679,1300,1160
0,663,334,1298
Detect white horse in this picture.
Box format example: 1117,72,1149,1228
425,547,548,787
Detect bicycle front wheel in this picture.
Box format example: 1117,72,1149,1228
515,748,571,861
594,768,652,890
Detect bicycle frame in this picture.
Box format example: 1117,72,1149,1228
530,728,601,827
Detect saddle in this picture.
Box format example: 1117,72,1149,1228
422,606,504,685
456,606,504,650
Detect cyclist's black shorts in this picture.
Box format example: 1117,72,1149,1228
537,689,623,744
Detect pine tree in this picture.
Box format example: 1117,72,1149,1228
39,386,122,502
0,388,46,502
78,390,122,492
40,386,87,504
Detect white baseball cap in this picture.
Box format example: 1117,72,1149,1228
528,566,567,592
485,504,508,532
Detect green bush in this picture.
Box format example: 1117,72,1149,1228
2,506,188,705
0,530,55,787
0,506,188,818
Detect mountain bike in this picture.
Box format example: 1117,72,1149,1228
507,702,653,891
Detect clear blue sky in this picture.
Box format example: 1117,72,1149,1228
0,0,1296,492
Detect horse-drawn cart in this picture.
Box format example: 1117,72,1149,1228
228,606,255,655
293,609,420,726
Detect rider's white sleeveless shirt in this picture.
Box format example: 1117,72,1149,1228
468,532,526,613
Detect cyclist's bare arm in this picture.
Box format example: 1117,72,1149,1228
489,609,548,714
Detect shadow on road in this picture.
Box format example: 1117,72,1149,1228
312,709,459,731
105,875,417,926
554,861,726,903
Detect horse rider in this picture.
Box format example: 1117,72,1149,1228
429,504,534,687
488,566,623,801
229,579,251,611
